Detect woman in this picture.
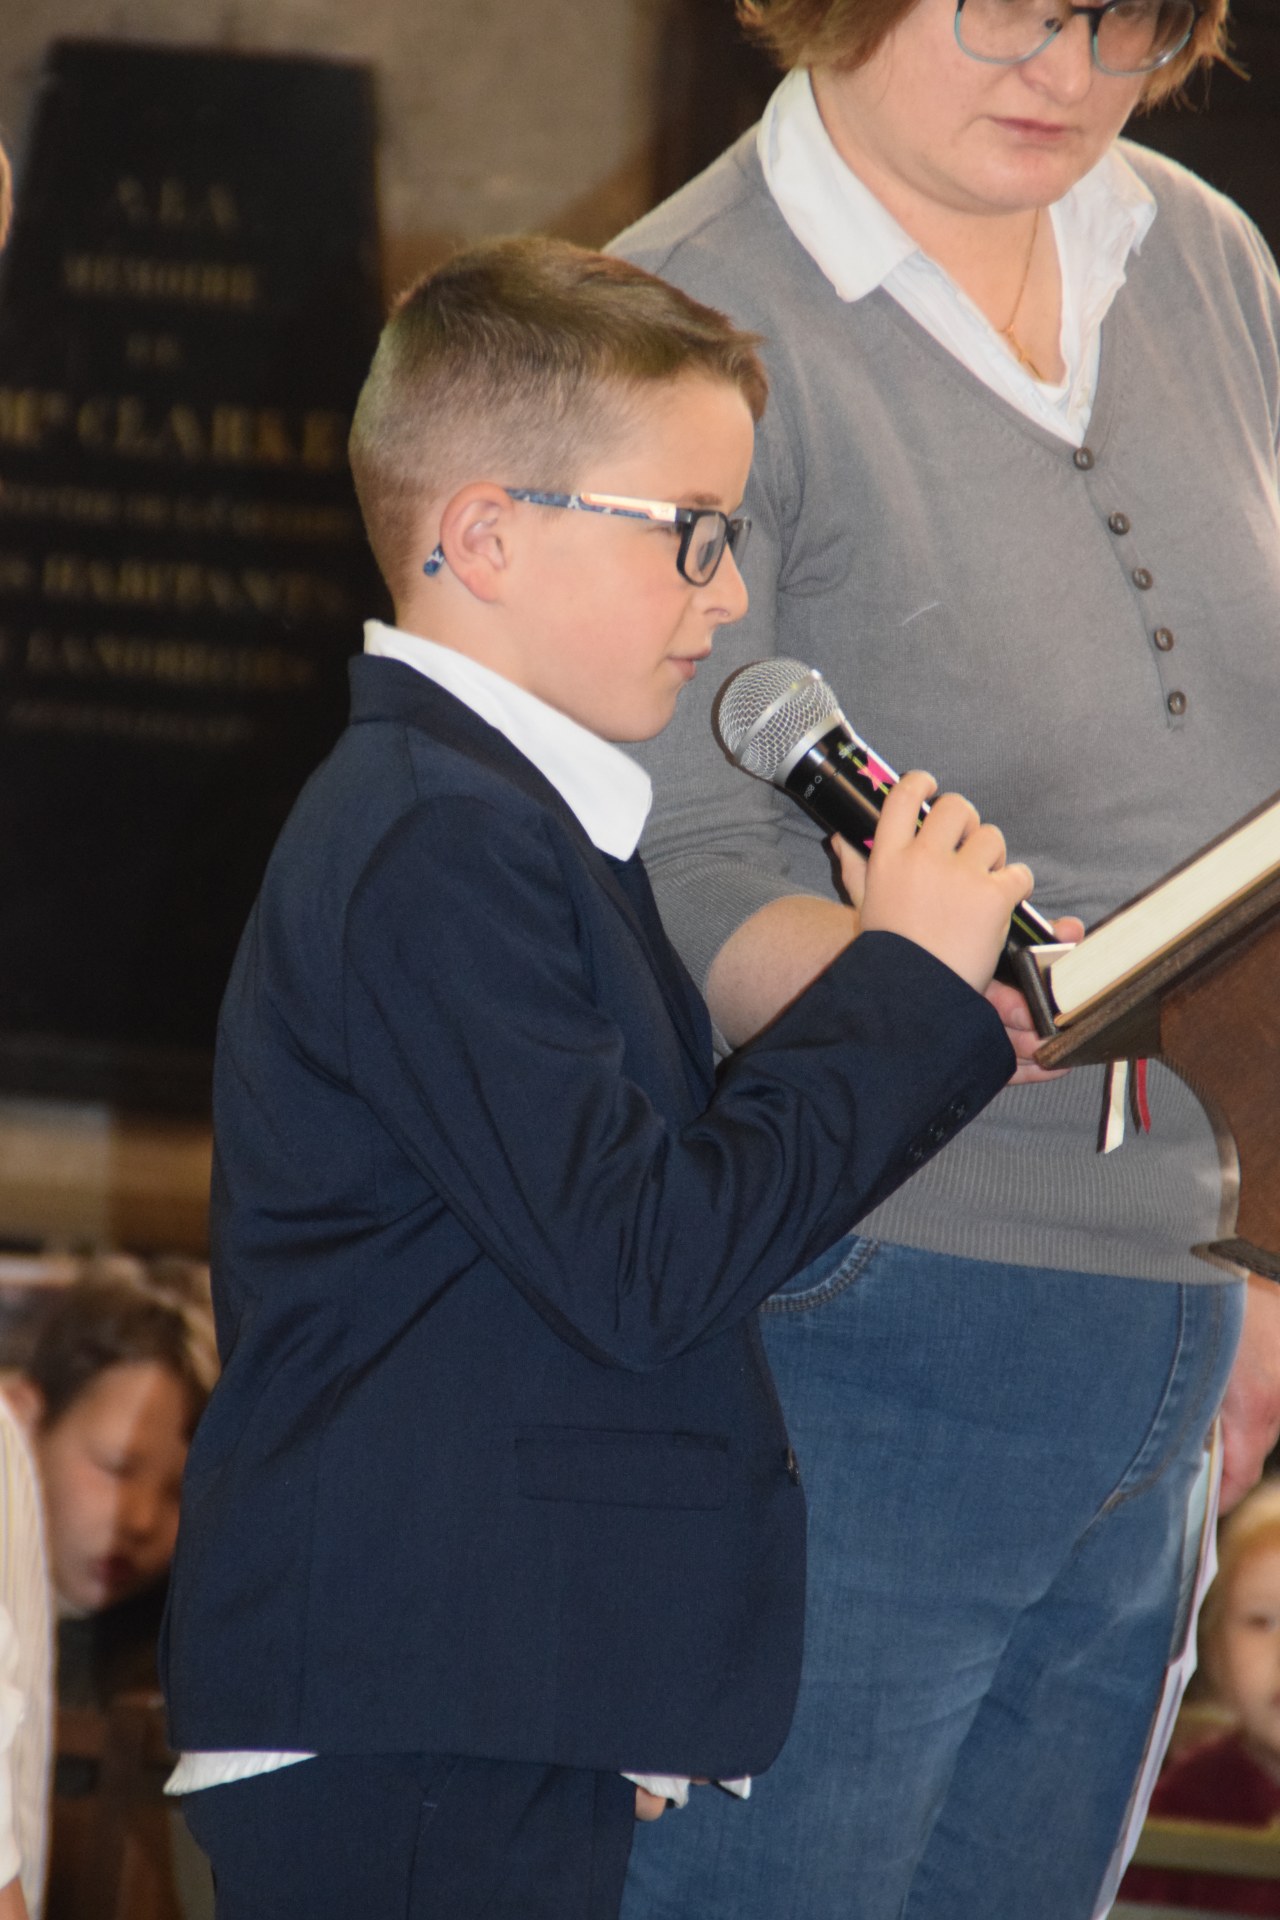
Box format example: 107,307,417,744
613,1,1280,1915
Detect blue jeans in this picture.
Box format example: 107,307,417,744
622,1238,1242,1920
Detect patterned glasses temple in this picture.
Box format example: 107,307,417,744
423,487,749,584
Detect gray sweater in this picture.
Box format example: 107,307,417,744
615,135,1280,1284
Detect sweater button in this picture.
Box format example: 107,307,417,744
1108,511,1130,535
1132,567,1153,590
1154,627,1175,651
785,1447,801,1484
1167,690,1188,716
1074,447,1095,470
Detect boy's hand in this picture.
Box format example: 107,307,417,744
853,771,1033,994
635,1786,669,1821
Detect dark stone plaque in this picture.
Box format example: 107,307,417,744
0,40,384,1110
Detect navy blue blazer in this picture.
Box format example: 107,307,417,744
161,655,1012,1778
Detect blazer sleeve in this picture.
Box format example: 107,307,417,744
343,794,1013,1371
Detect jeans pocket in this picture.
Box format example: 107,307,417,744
762,1232,880,1315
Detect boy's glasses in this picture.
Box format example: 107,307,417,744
953,0,1200,74
422,487,752,587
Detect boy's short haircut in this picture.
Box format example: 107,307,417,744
348,235,768,605
25,1256,218,1437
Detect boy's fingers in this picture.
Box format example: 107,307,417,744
873,770,937,851
831,833,868,909
634,1787,669,1821
916,788,980,849
949,819,1008,871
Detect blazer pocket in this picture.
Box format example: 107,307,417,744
515,1427,730,1510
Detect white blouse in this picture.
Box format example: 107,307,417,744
0,1399,52,1917
759,67,1157,444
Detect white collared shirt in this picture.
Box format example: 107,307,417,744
759,67,1156,443
361,620,653,859
169,621,657,1800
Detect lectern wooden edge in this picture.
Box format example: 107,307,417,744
1029,869,1280,1282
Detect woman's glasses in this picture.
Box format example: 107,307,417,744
423,488,751,586
953,0,1201,76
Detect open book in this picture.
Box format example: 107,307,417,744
1030,789,1280,1032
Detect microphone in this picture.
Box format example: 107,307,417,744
714,658,1060,975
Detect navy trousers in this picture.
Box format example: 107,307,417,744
182,1751,637,1920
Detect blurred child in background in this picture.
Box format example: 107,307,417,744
4,1260,217,1706
1122,1480,1280,1915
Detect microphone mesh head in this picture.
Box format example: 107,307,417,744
715,659,843,780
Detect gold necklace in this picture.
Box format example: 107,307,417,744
999,208,1044,382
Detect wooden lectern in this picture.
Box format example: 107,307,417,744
1034,870,1280,1281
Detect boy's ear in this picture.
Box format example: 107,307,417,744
434,482,519,603
3,1375,45,1436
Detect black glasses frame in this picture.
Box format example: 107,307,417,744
423,487,751,586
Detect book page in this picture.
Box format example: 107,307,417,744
1050,795,1280,1022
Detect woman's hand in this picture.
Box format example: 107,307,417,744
985,916,1084,1084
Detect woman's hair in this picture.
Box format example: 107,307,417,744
1199,1478,1280,1693
348,234,767,606
735,0,1231,105
23,1255,218,1437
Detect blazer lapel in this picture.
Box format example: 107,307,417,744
352,658,714,1096
597,850,714,1099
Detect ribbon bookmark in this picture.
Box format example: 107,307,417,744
1100,1059,1129,1153
1099,1058,1151,1153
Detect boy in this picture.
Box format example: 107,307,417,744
159,236,1026,1920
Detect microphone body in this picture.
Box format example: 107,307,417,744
715,661,1060,979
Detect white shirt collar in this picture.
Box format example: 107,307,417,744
758,67,1155,310
758,67,919,302
363,619,652,860
758,69,1155,441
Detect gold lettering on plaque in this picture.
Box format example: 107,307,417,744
64,253,259,307
0,389,70,448
7,698,254,748
0,485,356,543
113,177,241,234
40,552,350,621
23,629,314,692
0,483,122,525
2,389,347,472
300,413,345,471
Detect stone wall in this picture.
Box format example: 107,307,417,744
0,0,671,301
